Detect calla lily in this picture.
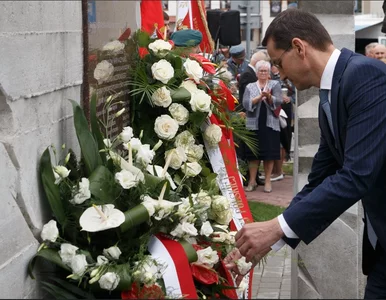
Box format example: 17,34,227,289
146,165,177,190
79,204,125,232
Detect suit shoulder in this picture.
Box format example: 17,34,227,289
345,55,386,77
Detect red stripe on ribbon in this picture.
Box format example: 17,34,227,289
156,234,198,299
209,114,254,299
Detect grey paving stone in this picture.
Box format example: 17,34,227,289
280,292,291,297
281,284,291,292
259,288,281,293
262,271,283,278
283,275,291,280
282,278,291,285
259,282,281,289
279,295,291,299
261,276,282,283
257,292,280,299
264,267,284,273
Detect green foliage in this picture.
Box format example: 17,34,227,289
40,148,66,226
70,100,102,176
89,166,120,204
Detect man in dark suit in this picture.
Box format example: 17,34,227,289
225,9,386,298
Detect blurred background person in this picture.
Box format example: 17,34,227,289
227,45,249,80
242,60,282,193
373,44,386,60
365,42,378,58
236,50,270,186
271,65,296,180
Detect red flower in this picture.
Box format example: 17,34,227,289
191,263,219,285
122,282,165,299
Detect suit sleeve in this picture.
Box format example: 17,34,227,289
239,71,254,104
283,62,386,245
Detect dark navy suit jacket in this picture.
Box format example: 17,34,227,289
282,48,386,272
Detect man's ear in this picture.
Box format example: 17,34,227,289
292,38,305,57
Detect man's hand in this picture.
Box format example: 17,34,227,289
235,218,284,263
224,248,270,286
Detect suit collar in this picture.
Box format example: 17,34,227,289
330,48,354,159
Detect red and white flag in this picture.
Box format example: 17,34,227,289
176,0,214,53
141,0,164,35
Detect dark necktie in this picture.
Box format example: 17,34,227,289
319,89,335,139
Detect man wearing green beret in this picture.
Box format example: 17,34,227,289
171,29,203,55
227,45,249,80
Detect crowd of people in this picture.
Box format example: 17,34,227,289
214,43,295,194
214,38,386,194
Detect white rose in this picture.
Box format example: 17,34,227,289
141,198,156,217
170,221,198,238
174,130,195,149
70,254,88,276
115,169,140,189
119,126,134,142
200,221,214,237
195,190,212,208
102,40,125,54
103,246,122,260
165,147,187,170
214,209,233,225
180,80,198,94
182,162,202,177
151,59,174,84
99,272,120,291
204,124,222,146
183,58,203,83
196,247,219,268
154,115,179,140
136,144,155,166
123,137,142,152
40,220,59,242
59,243,79,265
148,39,172,57
168,103,189,125
236,257,253,275
70,178,91,205
211,195,229,212
190,89,212,113
151,86,172,108
186,144,204,162
94,60,114,84
96,255,109,266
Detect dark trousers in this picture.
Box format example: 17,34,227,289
364,244,386,299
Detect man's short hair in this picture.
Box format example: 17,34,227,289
262,9,333,51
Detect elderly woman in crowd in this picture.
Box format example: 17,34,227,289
242,60,282,193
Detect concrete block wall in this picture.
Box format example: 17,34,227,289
291,1,366,299
0,2,82,298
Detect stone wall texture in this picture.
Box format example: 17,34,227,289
292,1,366,299
0,2,82,298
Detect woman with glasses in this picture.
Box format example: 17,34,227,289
242,60,283,193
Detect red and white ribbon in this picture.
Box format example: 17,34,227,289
202,116,254,299
147,234,198,299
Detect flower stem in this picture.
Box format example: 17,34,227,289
161,149,174,177
128,143,133,166
158,182,168,201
